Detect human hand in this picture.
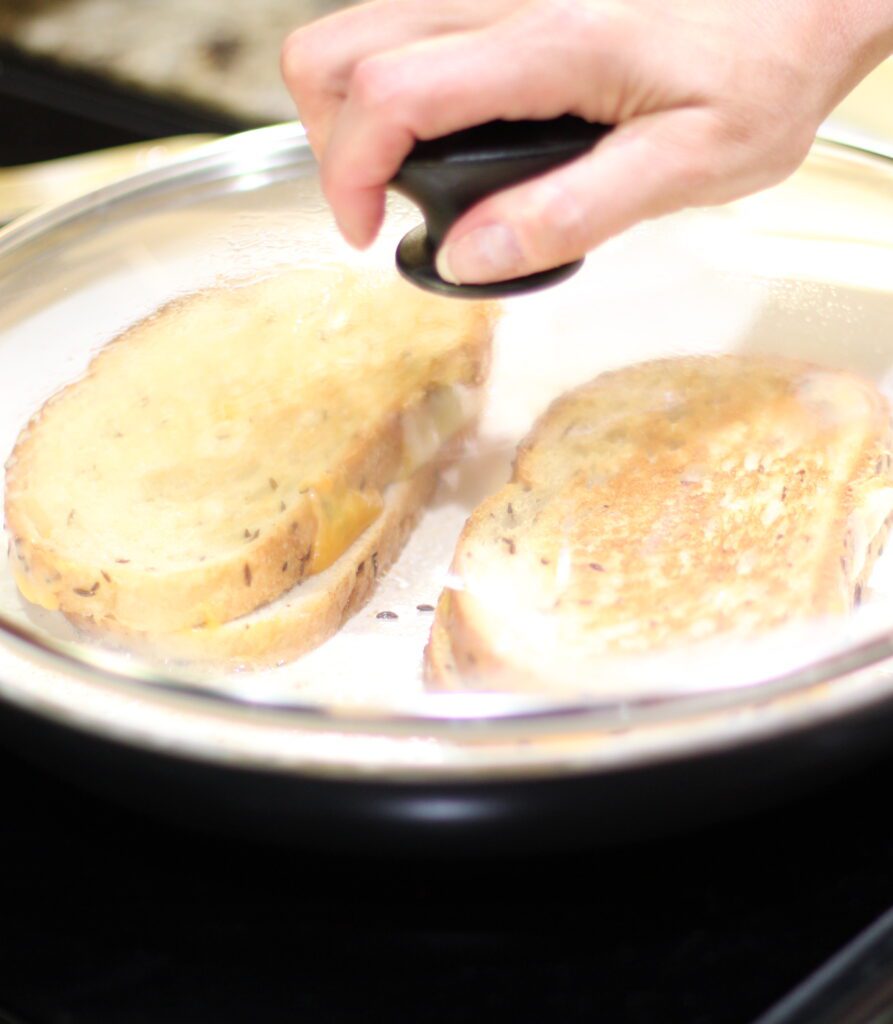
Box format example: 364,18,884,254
282,0,893,285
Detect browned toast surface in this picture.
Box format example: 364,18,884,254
426,356,893,690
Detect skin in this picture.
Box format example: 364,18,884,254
282,0,893,284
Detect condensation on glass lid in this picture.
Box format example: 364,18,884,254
0,133,892,717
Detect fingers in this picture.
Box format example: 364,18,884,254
434,108,767,284
318,8,628,247
285,0,836,264
281,0,517,156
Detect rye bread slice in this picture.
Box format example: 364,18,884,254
75,460,441,668
426,356,893,691
5,264,493,634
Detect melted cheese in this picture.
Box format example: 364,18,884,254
307,486,383,575
401,383,480,477
848,486,893,584
196,602,223,630
13,569,60,612
305,382,479,575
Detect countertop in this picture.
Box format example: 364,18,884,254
0,0,356,124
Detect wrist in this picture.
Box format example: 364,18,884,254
818,0,893,109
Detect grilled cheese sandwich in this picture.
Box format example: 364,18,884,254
5,263,494,663
426,355,893,692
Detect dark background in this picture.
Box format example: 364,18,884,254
2,46,893,1024
0,46,248,166
3,736,893,1024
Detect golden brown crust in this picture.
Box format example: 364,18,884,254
426,356,893,691
423,591,461,690
5,265,494,634
74,461,441,669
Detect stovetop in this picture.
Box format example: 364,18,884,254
1,743,892,1024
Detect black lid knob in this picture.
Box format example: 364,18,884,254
389,116,610,298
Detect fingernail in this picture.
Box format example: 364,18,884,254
436,224,523,285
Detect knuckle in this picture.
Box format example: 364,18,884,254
646,114,728,201
707,103,779,158
526,0,623,49
350,57,403,113
664,148,726,206
676,146,724,197
520,181,590,261
543,191,589,251
280,29,317,93
569,1,624,50
674,108,765,198
704,104,813,188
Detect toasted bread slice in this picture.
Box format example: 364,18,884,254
5,264,493,635
426,356,893,691
74,460,440,668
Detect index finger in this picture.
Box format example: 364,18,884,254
282,0,518,157
320,8,619,246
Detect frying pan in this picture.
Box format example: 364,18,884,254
0,124,893,851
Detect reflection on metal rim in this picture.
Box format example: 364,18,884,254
818,121,893,164
3,600,893,734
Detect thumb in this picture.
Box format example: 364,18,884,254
435,108,745,286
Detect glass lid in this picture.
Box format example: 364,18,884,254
1,122,893,758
